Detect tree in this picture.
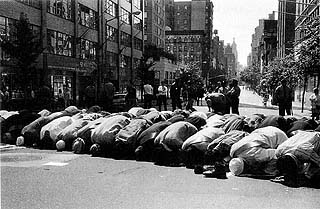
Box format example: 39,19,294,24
262,54,301,94
135,44,176,100
180,61,204,93
240,64,261,90
295,16,320,79
1,13,42,101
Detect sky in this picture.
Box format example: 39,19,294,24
174,0,279,67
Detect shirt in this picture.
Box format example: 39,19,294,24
309,93,320,108
144,84,153,95
276,131,320,169
231,126,288,163
158,85,168,96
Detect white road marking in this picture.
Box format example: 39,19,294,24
43,161,68,166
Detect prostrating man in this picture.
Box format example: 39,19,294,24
275,131,320,188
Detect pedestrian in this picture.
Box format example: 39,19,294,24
170,80,182,111
186,86,197,112
63,86,71,108
226,79,241,114
157,81,168,111
274,78,293,116
196,86,205,106
100,78,115,111
309,88,320,120
143,81,154,109
84,83,96,108
125,81,137,111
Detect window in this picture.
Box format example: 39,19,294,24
105,51,118,67
133,0,140,9
134,37,142,50
133,16,142,30
47,30,73,57
120,8,130,24
120,31,131,47
78,4,97,29
106,25,118,42
47,0,73,20
105,0,117,16
80,39,96,60
16,0,41,9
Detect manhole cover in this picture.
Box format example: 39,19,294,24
1,153,43,162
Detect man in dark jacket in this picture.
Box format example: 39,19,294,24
274,79,293,116
170,80,182,111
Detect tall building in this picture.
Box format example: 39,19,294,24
224,43,236,79
0,0,144,104
165,0,213,83
295,0,319,43
250,13,277,72
295,0,319,90
144,0,166,49
231,37,238,71
277,0,296,58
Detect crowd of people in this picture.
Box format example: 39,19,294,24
1,78,320,189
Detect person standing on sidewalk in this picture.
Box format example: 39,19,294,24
157,81,168,111
274,78,293,116
227,79,241,114
143,81,154,109
309,88,320,120
170,80,182,111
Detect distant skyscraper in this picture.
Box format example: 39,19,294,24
231,37,238,70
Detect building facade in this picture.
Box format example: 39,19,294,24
277,0,296,58
295,0,319,90
0,0,143,106
250,13,277,73
144,0,165,49
165,0,213,83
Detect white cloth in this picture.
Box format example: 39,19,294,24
230,126,288,163
40,116,74,142
144,84,153,95
158,85,168,96
182,127,225,152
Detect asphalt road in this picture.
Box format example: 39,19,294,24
1,149,320,209
1,87,318,209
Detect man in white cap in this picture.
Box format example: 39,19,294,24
229,126,288,176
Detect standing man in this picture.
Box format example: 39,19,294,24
227,79,241,114
125,81,137,110
170,80,182,111
143,81,153,109
157,81,168,111
84,82,96,108
100,78,115,112
274,78,293,116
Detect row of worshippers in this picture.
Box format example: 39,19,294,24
1,105,319,188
